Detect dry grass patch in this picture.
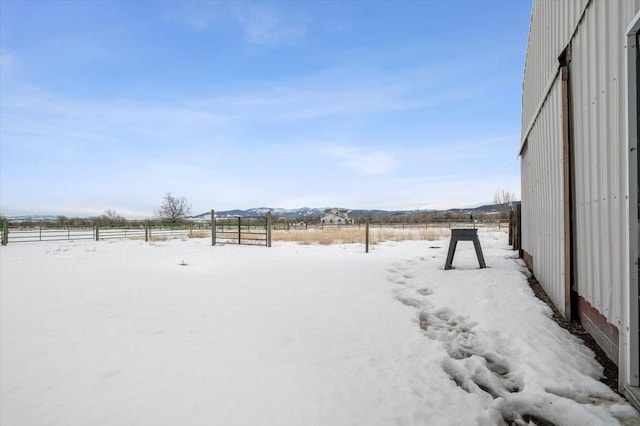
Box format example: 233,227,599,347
272,227,452,245
273,228,365,245
373,228,449,242
188,230,210,239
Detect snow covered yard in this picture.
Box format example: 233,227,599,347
1,232,639,425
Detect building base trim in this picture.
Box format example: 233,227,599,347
577,296,620,365
523,250,533,270
625,386,640,412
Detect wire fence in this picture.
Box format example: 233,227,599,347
0,216,511,247
0,221,206,245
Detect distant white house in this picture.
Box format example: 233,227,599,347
320,209,353,225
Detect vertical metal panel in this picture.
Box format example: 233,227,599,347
522,0,640,327
624,15,640,389
569,0,640,327
522,0,589,144
522,80,567,314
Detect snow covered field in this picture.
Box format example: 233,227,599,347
1,231,639,425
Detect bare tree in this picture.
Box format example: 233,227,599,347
104,209,125,221
493,189,516,219
493,189,516,207
156,193,192,222
95,209,125,226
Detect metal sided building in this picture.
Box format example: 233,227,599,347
520,0,640,400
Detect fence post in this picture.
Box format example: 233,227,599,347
267,212,272,247
67,224,71,240
238,217,241,244
147,221,152,241
508,211,514,246
2,219,8,246
365,218,370,253
95,225,100,241
211,210,216,246
515,204,522,255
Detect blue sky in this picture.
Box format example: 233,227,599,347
0,0,532,218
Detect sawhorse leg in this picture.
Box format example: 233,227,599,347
444,238,458,270
473,237,486,269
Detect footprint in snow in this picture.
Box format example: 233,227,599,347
418,306,532,423
416,287,433,296
392,289,423,308
386,275,407,285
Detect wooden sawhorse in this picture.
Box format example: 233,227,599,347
444,228,486,270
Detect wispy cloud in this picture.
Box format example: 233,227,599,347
162,2,306,46
228,4,306,46
159,1,226,31
0,81,229,156
190,81,457,123
0,53,18,76
322,146,398,175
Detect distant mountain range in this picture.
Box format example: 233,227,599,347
192,203,517,219
5,203,519,221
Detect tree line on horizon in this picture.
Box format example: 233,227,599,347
2,190,516,225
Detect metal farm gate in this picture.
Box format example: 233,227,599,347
212,214,272,247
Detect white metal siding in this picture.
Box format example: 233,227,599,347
521,80,566,314
521,0,588,144
569,0,640,327
522,0,640,326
